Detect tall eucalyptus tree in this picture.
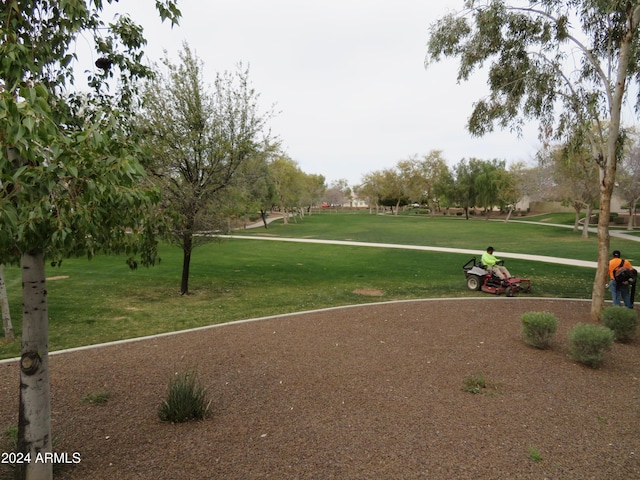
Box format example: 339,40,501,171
427,0,640,319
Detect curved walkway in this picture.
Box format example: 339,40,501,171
500,218,640,243
2,217,629,365
225,234,599,268
235,215,640,270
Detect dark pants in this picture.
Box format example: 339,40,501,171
610,279,632,308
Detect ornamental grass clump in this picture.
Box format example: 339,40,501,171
520,311,558,349
158,370,210,423
601,306,638,343
568,323,614,368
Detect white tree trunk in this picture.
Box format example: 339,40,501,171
590,6,639,321
17,252,52,480
0,264,14,340
627,202,638,231
592,189,612,321
573,208,581,232
504,206,513,223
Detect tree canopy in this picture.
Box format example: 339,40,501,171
1,0,180,265
139,45,273,295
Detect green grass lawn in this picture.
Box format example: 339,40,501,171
1,212,627,359
239,210,634,262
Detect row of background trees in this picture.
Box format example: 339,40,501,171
354,133,640,233
136,42,640,298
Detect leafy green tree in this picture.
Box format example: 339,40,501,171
139,45,272,295
432,162,456,213
0,1,180,478
545,141,599,236
270,155,306,222
474,159,505,217
356,170,386,214
227,148,277,228
396,156,427,207
426,0,640,319
301,173,327,213
379,167,409,214
451,158,485,219
419,151,451,215
500,161,528,221
395,152,450,214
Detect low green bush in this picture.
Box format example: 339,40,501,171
461,373,501,396
601,306,638,343
158,370,210,423
528,446,542,462
3,425,17,452
568,323,615,368
462,373,487,394
81,390,110,405
521,311,558,349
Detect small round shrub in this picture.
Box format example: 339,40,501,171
567,323,615,368
601,306,638,343
158,370,210,423
520,311,558,349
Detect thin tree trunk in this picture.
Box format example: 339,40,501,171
260,209,269,229
17,251,52,480
181,233,193,295
181,250,191,295
505,206,513,223
573,208,581,232
0,264,14,340
581,205,591,238
627,202,638,230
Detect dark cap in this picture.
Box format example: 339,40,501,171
612,250,621,258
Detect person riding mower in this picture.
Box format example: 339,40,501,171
463,249,531,296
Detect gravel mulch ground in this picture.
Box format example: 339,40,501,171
0,297,638,480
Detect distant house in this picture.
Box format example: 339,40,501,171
348,194,368,208
322,193,368,208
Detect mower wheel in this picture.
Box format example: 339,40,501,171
466,275,482,291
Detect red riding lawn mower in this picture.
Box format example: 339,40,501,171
463,257,531,297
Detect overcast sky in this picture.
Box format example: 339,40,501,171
96,0,543,186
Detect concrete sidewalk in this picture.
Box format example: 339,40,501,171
232,216,640,270
500,219,640,243
224,234,599,269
